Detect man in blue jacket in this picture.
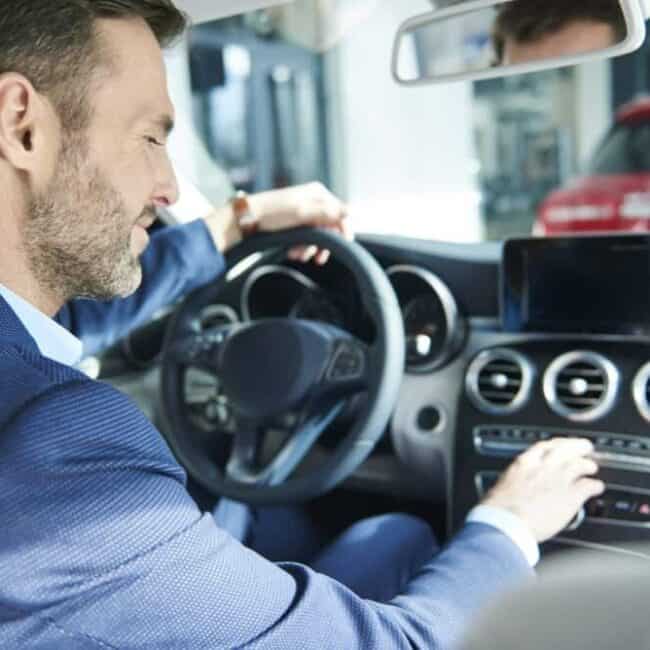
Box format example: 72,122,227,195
0,2,604,648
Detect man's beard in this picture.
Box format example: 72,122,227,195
23,133,146,304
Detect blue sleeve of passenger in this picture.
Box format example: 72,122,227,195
54,219,225,356
1,380,534,650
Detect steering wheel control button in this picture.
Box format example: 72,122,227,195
173,328,233,367
178,339,205,363
327,342,365,382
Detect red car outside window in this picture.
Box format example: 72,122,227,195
536,98,650,236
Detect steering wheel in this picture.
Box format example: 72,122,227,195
160,228,405,505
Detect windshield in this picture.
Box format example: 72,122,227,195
172,2,650,243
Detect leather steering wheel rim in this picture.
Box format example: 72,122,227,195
160,227,405,505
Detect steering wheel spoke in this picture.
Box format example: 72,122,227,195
226,401,346,486
225,425,264,483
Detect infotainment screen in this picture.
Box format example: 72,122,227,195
502,236,650,335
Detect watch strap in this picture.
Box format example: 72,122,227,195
231,190,259,238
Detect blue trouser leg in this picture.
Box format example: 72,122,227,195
309,513,439,602
214,500,438,604
213,499,326,563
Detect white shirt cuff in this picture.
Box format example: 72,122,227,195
466,504,540,567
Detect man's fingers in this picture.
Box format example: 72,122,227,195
324,201,347,223
515,437,566,466
288,245,317,262
288,246,306,261
315,249,331,265
514,438,596,474
341,216,354,241
541,438,595,465
575,477,606,503
280,185,350,264
298,199,347,226
300,245,318,262
318,206,346,226
563,457,600,482
287,245,331,265
517,440,553,464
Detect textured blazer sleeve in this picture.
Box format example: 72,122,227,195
54,220,225,357
1,380,533,650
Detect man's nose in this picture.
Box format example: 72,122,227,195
153,157,180,208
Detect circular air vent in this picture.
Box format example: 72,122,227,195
633,362,650,423
543,351,619,423
466,349,534,415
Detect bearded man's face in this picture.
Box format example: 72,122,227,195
22,17,178,304
23,130,152,301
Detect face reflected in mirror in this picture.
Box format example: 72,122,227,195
396,0,629,83
494,2,627,66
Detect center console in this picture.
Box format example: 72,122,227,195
453,236,650,553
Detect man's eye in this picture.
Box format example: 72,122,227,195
146,136,164,147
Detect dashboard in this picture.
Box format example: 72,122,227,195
182,259,469,472
238,262,466,373
113,231,650,557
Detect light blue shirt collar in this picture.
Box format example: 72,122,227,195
0,285,83,367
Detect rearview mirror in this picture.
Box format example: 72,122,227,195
392,0,647,86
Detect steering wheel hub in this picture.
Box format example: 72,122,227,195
219,320,330,420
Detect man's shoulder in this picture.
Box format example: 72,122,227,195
0,344,180,474
0,343,80,428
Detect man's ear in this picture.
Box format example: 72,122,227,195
0,73,51,173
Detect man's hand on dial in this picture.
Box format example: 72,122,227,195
483,438,605,543
206,182,351,265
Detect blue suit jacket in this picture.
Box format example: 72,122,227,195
0,221,533,649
